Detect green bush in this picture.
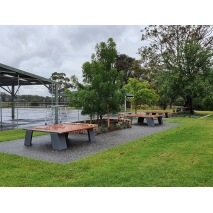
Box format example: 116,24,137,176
30,99,39,106
173,97,184,106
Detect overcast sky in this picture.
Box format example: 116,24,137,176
0,25,146,96
0,0,211,97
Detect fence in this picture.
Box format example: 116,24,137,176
0,101,69,108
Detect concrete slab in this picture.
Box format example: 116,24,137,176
0,121,179,164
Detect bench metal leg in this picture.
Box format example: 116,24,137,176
146,117,155,127
87,129,95,142
50,133,67,150
24,130,33,146
158,116,163,124
127,116,133,124
138,117,144,124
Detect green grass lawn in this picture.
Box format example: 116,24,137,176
0,129,47,142
0,112,213,186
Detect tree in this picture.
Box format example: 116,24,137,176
131,59,151,82
48,72,73,101
155,69,179,110
139,25,213,58
139,25,213,113
66,38,125,124
114,54,135,87
124,78,159,113
114,54,152,90
163,39,213,113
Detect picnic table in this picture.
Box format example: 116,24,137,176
24,123,96,150
125,113,163,127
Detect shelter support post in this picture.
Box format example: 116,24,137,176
55,84,59,124
12,85,15,119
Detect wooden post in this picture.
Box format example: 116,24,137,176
124,95,126,112
107,104,110,127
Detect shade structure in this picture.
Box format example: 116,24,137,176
0,63,56,86
0,62,59,125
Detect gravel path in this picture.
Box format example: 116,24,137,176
0,121,179,164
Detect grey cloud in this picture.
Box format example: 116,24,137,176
0,25,144,96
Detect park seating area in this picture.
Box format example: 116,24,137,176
62,111,166,135
64,117,132,135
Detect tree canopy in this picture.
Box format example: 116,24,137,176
66,38,125,121
48,72,73,101
124,78,159,113
114,54,135,87
139,25,213,113
163,39,213,113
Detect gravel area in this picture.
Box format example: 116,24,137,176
0,121,179,164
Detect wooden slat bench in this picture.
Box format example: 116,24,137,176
24,123,96,150
124,113,163,127
145,111,170,118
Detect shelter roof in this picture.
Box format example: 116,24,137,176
0,63,57,87
126,93,134,97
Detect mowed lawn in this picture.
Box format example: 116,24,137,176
0,112,213,186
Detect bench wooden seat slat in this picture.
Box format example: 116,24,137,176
126,114,162,118
24,123,95,134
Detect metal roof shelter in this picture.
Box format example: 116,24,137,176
126,93,134,98
124,93,134,111
0,62,59,124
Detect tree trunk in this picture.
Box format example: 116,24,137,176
97,114,99,120
135,105,137,114
100,115,103,124
189,96,194,114
184,95,194,114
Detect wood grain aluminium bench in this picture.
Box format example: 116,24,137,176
124,113,163,127
145,111,170,118
24,123,96,150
